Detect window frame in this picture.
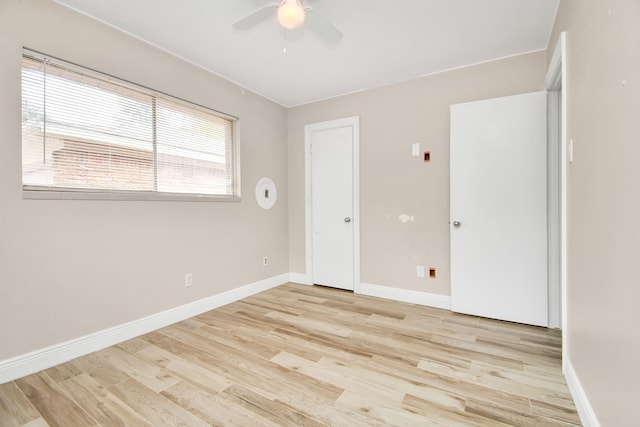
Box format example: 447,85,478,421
21,48,241,202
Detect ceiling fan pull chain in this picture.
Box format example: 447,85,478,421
282,28,288,54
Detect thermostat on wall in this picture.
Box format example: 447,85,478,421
255,177,277,209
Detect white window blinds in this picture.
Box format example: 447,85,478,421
21,50,238,199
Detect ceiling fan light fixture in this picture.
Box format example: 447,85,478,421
277,0,305,30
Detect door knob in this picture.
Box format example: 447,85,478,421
344,217,352,223
452,220,461,227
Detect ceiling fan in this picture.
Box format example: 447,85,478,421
233,0,343,44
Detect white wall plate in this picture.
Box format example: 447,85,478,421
255,177,277,209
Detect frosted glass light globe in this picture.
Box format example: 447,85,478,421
277,0,305,29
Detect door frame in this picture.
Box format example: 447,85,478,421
545,33,567,339
304,116,360,291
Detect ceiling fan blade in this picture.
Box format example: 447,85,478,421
232,5,277,31
305,9,342,44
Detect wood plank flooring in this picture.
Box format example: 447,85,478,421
1,283,581,426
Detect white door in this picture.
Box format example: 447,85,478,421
450,92,548,326
307,118,358,291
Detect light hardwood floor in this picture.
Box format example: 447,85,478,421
1,283,580,426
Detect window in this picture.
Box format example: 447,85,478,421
21,49,239,201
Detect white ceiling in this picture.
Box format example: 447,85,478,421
53,0,559,107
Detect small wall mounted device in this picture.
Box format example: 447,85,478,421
255,177,277,209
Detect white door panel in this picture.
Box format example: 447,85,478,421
450,92,548,326
310,124,354,290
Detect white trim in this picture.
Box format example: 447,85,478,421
23,189,241,203
304,125,314,286
0,274,288,384
546,90,561,329
304,116,360,292
352,120,361,293
359,283,451,310
545,43,563,89
288,272,312,285
545,32,568,345
564,356,601,427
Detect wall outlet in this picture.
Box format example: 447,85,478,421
416,266,425,278
263,257,269,266
184,273,193,288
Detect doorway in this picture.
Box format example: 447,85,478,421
304,116,360,291
545,32,567,334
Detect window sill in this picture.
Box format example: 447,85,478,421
23,188,241,202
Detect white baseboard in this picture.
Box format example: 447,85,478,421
564,355,600,427
0,273,289,384
358,282,451,310
288,272,312,285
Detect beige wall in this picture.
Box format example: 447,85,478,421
5,3,637,423
288,52,546,295
0,0,289,361
548,1,640,425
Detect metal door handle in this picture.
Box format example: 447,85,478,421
452,220,461,227
344,217,352,223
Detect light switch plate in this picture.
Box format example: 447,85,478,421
568,139,574,162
